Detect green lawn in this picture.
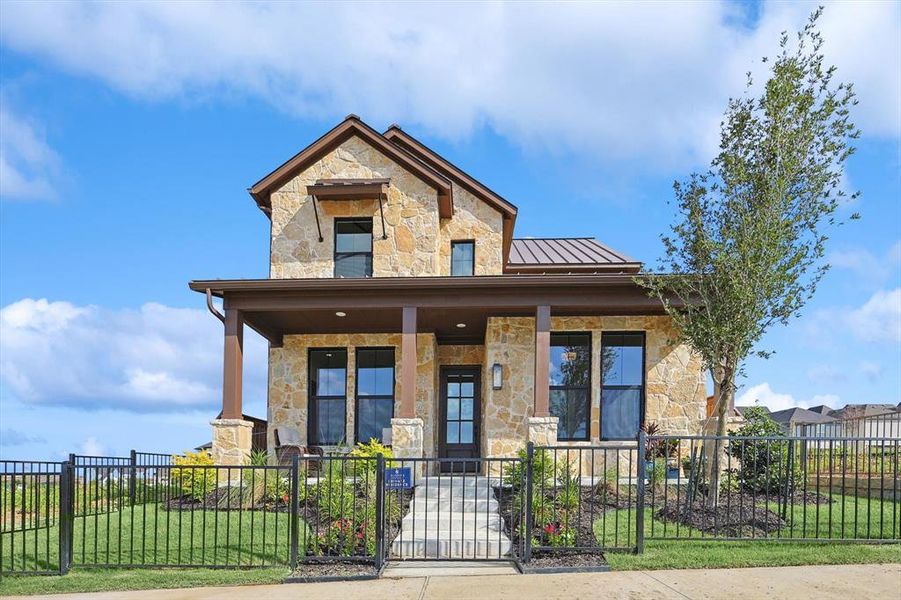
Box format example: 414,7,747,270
1,504,303,573
0,567,290,597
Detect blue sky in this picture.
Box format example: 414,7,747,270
1,1,899,460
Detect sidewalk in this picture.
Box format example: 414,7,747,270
11,563,900,600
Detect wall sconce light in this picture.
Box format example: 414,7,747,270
492,363,503,390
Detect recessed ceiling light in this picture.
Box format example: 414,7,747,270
456,323,466,328
335,311,346,317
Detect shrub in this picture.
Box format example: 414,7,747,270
727,406,799,494
348,438,393,476
171,450,217,502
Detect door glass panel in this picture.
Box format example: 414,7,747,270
448,382,460,397
460,398,473,419
447,398,459,420
460,422,474,443
461,381,474,397
446,422,459,444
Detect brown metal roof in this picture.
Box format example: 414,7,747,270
506,238,641,273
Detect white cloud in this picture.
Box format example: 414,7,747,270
828,240,901,285
78,436,104,457
737,383,842,412
0,1,896,168
0,105,62,200
0,428,46,447
847,288,901,343
0,298,267,411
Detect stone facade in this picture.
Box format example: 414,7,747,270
269,135,504,279
210,419,254,466
527,416,559,446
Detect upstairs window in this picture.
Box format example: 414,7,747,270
549,333,591,441
355,348,395,444
334,218,373,278
600,332,645,440
451,241,475,276
309,349,347,445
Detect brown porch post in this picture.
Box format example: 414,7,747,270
533,305,551,417
222,308,244,419
398,306,418,418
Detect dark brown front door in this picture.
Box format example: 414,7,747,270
438,366,481,472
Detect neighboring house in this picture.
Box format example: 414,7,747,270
190,115,706,466
768,407,840,436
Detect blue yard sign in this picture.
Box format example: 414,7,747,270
385,467,412,490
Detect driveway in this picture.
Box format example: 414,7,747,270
11,563,901,600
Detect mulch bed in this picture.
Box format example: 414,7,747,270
521,550,609,573
287,560,380,582
655,499,786,537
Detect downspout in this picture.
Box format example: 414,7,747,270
206,288,225,324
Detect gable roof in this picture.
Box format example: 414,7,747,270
507,238,641,273
769,407,837,425
383,125,518,263
807,405,835,416
249,115,453,217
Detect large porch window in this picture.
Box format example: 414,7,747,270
355,347,395,443
308,349,347,445
600,332,645,440
549,332,591,441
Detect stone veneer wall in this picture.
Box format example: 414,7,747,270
268,332,439,456
481,315,706,459
269,135,504,278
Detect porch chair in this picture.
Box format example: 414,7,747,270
274,427,324,474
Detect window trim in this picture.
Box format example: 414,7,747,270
549,331,592,442
450,240,476,277
307,347,348,445
333,217,374,278
353,346,396,444
599,331,647,441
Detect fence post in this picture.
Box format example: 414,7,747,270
782,437,795,521
129,450,137,506
289,455,300,570
523,442,534,563
374,453,386,569
58,461,73,574
636,431,647,554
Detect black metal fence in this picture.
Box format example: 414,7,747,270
2,433,899,576
642,434,900,543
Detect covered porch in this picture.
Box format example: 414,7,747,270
190,274,667,464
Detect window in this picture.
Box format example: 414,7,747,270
308,349,347,445
600,332,645,440
355,348,395,443
334,218,373,278
450,241,475,276
549,333,591,441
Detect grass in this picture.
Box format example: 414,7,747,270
1,504,303,572
593,492,901,570
0,567,290,596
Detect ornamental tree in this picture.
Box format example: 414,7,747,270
639,9,859,504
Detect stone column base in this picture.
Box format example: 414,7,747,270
391,417,424,481
210,419,254,466
527,416,559,446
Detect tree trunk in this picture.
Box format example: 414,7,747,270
706,364,735,508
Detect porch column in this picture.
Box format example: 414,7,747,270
211,307,252,466
398,305,417,418
222,308,244,419
533,305,550,417
392,305,423,464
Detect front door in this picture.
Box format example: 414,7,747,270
438,367,481,472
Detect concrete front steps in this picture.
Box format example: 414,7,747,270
391,476,512,559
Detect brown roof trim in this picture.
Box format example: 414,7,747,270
505,264,643,274
383,125,518,263
191,273,643,295
248,115,453,217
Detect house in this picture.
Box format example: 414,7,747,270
190,115,707,466
768,407,839,436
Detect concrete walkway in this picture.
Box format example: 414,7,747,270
12,564,900,600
